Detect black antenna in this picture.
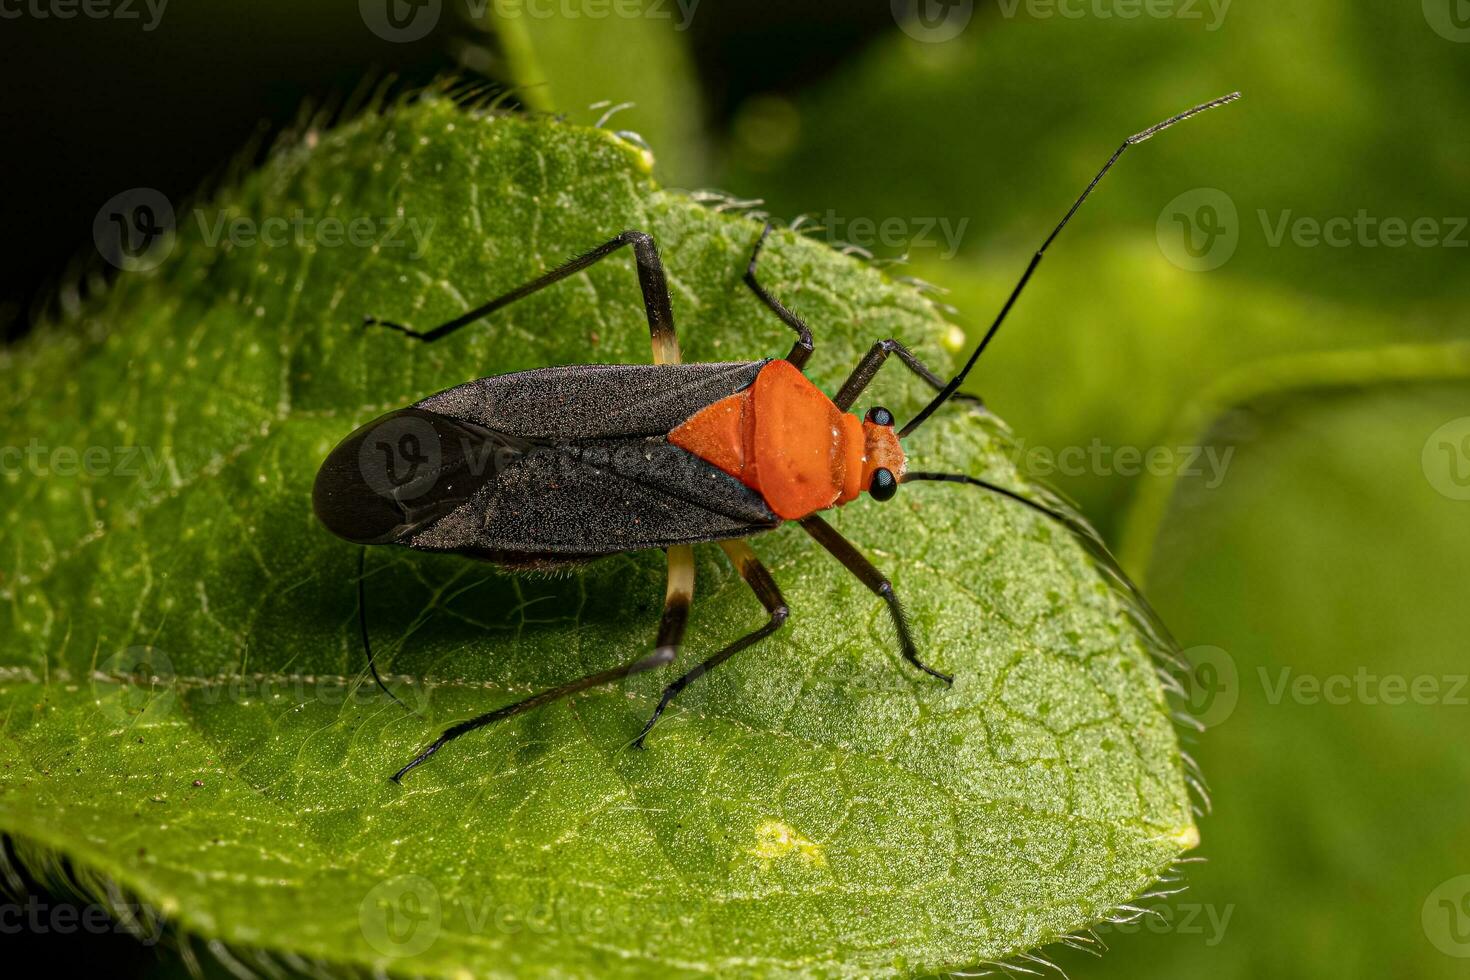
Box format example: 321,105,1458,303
898,92,1241,438
901,471,1180,652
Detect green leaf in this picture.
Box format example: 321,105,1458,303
0,96,1194,977
478,0,707,184
1062,363,1470,979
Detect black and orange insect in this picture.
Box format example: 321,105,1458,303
312,94,1239,782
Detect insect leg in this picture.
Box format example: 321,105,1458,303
358,547,409,711
389,546,694,783
656,545,696,659
365,230,682,365
832,338,984,412
631,539,789,748
798,513,952,684
743,223,815,370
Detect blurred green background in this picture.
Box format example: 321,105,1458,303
5,1,1469,977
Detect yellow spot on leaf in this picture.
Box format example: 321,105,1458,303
748,820,827,871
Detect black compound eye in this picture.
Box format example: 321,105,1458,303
865,406,895,427
869,467,898,501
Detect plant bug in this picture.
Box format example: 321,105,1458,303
313,93,1240,782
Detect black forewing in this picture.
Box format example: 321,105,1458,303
407,437,778,559
313,408,534,545
413,361,767,440
400,361,779,560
